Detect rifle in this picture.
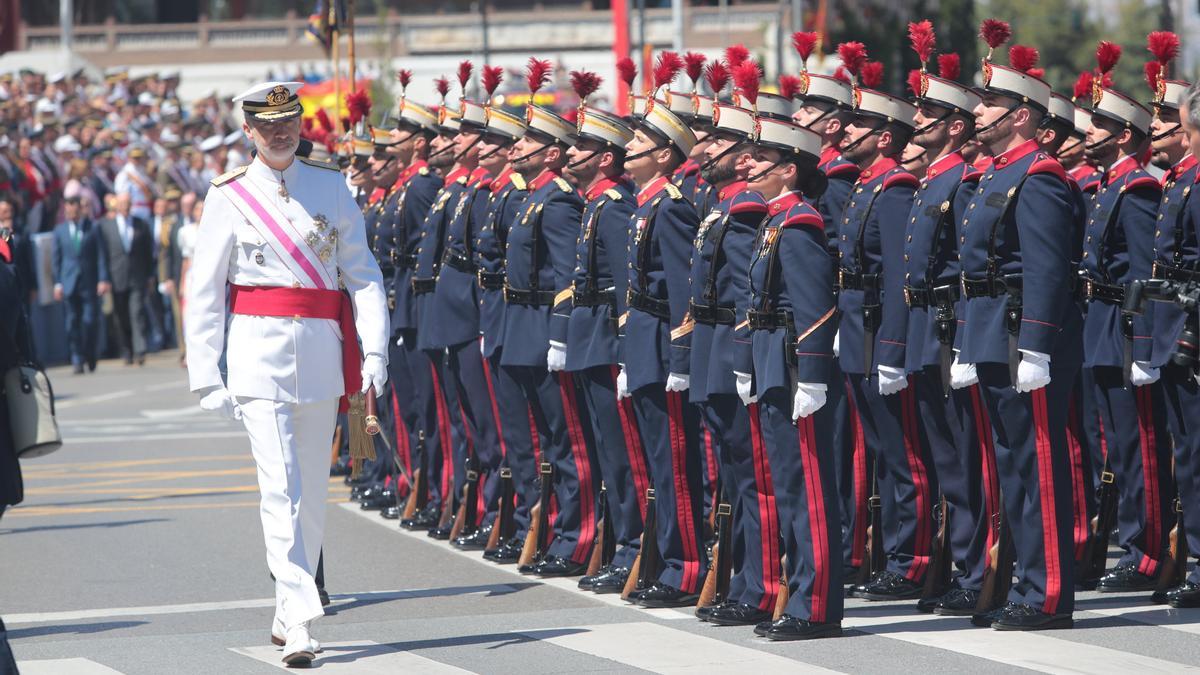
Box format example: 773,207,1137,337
773,569,789,620
486,467,515,551
697,499,733,608
519,462,554,566
975,505,1014,613
865,466,884,581
449,456,480,541
1155,497,1188,596
401,432,428,521
862,273,880,372
920,496,952,602
587,482,613,576
1078,460,1118,589
622,488,658,599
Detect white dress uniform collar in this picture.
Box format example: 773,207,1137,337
245,155,302,201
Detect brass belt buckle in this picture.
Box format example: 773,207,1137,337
903,286,913,308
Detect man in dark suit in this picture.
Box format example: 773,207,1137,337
99,191,153,365
52,194,109,373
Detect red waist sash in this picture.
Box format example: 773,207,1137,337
228,284,362,410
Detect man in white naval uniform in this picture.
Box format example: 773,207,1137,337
184,81,389,666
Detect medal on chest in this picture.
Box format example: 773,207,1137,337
581,211,598,243
757,225,780,259
634,217,649,245
695,211,722,251
303,213,337,262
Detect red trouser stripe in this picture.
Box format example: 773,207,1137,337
613,366,651,521
1064,395,1090,561
970,385,1000,553
1135,385,1162,577
748,403,781,611
480,344,507,459
667,391,702,593
899,383,931,582
799,413,830,623
390,381,412,493
1032,388,1063,615
559,372,596,564
430,362,454,501
849,380,868,568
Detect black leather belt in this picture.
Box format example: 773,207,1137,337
477,269,505,290
837,267,877,291
961,274,1022,299
904,284,961,308
390,251,417,267
627,288,670,320
747,308,791,331
442,249,477,274
376,265,395,278
412,278,436,295
1153,261,1200,283
504,285,555,306
689,300,735,326
1080,277,1125,304
573,287,616,307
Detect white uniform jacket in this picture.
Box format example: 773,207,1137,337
185,155,389,404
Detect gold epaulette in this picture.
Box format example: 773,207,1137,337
554,176,573,193
511,173,528,191
604,188,623,201
456,175,469,185
298,156,339,172
211,165,247,186
665,184,683,200
418,166,430,176
670,313,695,340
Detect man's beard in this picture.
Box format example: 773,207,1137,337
700,158,736,186
428,148,454,170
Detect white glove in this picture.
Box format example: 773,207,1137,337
199,387,242,421
1015,350,1051,393
833,329,840,357
616,365,631,400
396,333,405,347
665,372,690,393
361,353,388,394
734,371,756,406
792,381,828,420
1130,361,1161,386
877,365,908,396
949,355,978,389
547,341,567,372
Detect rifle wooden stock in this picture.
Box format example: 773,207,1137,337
975,506,1014,613
436,489,455,530
1079,464,1118,587
1156,497,1188,594
697,501,733,608
867,468,884,579
773,569,789,620
623,488,657,599
921,496,951,601
402,432,428,519
451,458,481,541
519,462,554,566
600,483,616,568
586,483,611,576
487,468,514,551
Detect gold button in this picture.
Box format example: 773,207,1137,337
969,204,975,209
1083,252,1089,258
1156,230,1162,237
907,235,912,241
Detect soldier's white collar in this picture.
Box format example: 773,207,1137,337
245,154,300,187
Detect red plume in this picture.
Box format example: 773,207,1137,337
1148,31,1180,68
525,57,552,94
908,20,936,65
1072,71,1093,101
704,60,730,95
482,65,504,98
617,57,637,88
732,60,760,107
346,88,371,126
302,116,314,133
340,116,350,133
1145,61,1161,92
907,69,923,97
1101,72,1114,89
779,74,802,100
396,69,413,92
435,76,450,100
833,66,852,84
792,31,819,62
860,61,884,89
570,70,603,103
937,53,961,81
561,108,579,125
725,44,751,70
1027,67,1045,79
653,51,685,92
1096,41,1121,74
684,52,707,86
457,60,473,90
837,41,868,77
1008,45,1039,74
315,108,333,133
979,19,1011,51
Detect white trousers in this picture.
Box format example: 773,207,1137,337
239,396,338,629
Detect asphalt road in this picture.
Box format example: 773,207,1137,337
3,352,1200,674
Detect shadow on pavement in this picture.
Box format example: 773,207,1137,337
0,518,168,535
323,582,540,616
8,620,148,640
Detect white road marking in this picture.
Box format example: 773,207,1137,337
230,641,473,673
338,502,694,620
16,657,126,674
844,607,1200,674
56,390,135,410
1080,599,1200,637
59,431,246,443
528,621,844,674
139,404,205,418
146,381,185,392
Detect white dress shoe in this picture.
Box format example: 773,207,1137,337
281,624,316,667
273,616,321,652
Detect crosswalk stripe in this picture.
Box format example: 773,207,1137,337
1081,600,1200,637
845,607,1200,673
524,621,844,674
229,640,473,673
17,657,126,674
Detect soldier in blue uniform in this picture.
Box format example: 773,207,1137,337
957,34,1082,629
500,65,595,577
1079,72,1171,593
620,97,707,607
1153,77,1200,609
745,113,845,641
835,62,936,601
562,93,650,593
901,50,998,615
